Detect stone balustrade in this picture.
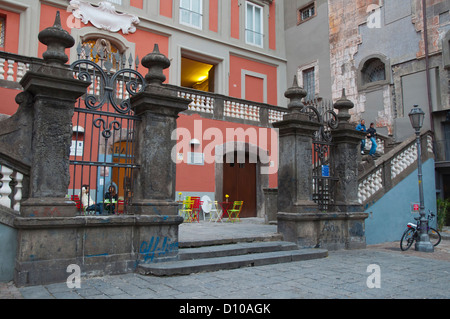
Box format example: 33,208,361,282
168,84,288,127
0,164,24,212
357,131,434,207
0,52,43,86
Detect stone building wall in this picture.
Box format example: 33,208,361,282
327,0,450,139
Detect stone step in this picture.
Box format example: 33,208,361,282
179,233,284,249
137,244,328,276
179,241,299,260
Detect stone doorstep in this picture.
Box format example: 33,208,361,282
137,241,328,276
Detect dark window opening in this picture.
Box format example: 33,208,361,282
0,16,5,48
303,67,316,101
362,58,386,85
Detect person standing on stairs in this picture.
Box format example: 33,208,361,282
367,122,378,157
356,119,367,154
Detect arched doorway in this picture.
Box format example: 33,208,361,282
215,142,270,219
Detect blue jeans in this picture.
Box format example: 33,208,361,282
361,139,366,152
369,137,377,155
87,203,103,215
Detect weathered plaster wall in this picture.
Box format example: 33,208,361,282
327,0,449,139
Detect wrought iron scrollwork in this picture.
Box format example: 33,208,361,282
93,118,121,139
305,98,339,212
71,44,146,114
302,103,339,144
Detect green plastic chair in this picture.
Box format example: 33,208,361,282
227,201,244,223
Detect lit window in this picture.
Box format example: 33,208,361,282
298,2,315,24
180,0,203,30
0,17,5,48
246,1,263,47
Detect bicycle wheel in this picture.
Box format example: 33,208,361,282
400,228,415,251
429,228,441,247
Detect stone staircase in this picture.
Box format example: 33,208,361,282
137,236,328,277
357,131,434,208
361,149,382,159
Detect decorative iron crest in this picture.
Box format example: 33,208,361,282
71,42,146,114
303,98,339,143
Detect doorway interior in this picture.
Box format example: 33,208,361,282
222,152,257,218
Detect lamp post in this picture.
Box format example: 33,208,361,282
409,105,434,252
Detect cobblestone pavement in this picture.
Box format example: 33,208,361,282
2,221,450,300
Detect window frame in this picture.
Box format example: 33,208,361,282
245,1,264,48
302,67,316,101
357,54,391,92
297,1,316,25
0,15,5,49
297,60,320,101
179,0,203,30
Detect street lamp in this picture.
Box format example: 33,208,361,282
408,105,434,252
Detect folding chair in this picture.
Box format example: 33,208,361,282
209,201,223,223
227,201,244,223
71,195,84,215
200,196,213,221
179,199,194,222
190,197,202,223
117,200,125,215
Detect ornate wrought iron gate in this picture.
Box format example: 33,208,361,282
69,42,146,215
304,98,339,211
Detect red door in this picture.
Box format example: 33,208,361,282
223,152,257,218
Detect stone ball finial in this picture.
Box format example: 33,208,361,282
284,75,307,113
333,88,354,122
141,44,171,86
38,11,75,65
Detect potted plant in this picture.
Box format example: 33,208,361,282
436,198,450,231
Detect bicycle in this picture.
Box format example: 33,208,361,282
400,211,441,251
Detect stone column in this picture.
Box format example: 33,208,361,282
130,44,191,215
272,77,321,214
20,12,89,217
331,90,367,213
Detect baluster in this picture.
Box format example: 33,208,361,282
199,95,206,113
0,58,5,80
0,166,13,209
225,100,230,117
95,76,100,96
254,106,260,122
193,94,200,112
205,97,211,113
13,172,23,212
242,104,248,120
118,80,123,100
7,59,15,81
230,102,236,118
17,62,26,82
238,102,242,119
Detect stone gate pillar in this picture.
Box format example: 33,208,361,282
332,90,367,212
20,12,89,217
275,83,369,250
273,77,321,214
130,44,190,216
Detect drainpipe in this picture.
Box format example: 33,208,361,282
423,0,434,132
